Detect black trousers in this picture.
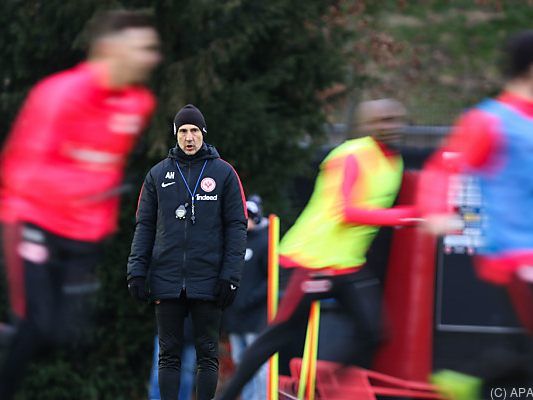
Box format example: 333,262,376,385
219,266,383,400
467,274,533,396
155,293,222,400
0,222,104,400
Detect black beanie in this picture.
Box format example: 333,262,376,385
173,104,207,135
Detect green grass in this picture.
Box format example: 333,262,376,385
343,1,533,125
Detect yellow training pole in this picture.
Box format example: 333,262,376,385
298,301,321,400
298,311,313,399
267,214,280,400
306,302,320,400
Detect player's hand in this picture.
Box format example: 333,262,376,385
127,276,148,302
215,279,238,308
421,213,464,235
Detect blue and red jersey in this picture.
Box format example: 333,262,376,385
419,92,533,283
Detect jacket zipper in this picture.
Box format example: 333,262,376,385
181,161,191,294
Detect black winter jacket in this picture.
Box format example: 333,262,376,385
223,220,269,334
127,144,247,301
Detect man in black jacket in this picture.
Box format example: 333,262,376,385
127,104,247,400
224,194,269,400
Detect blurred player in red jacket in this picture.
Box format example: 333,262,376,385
0,9,161,399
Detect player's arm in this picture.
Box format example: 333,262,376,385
1,83,67,165
417,110,500,234
341,154,419,226
0,81,79,199
417,110,500,215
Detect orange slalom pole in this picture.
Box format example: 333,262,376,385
267,214,280,400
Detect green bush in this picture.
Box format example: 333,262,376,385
0,1,347,398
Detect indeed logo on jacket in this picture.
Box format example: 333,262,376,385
196,194,218,201
127,143,248,302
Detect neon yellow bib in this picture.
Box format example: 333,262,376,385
280,137,403,269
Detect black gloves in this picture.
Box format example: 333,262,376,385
215,279,238,308
128,277,237,306
128,276,148,302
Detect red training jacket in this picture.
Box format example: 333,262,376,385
0,62,156,241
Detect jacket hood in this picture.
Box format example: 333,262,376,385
168,143,220,162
